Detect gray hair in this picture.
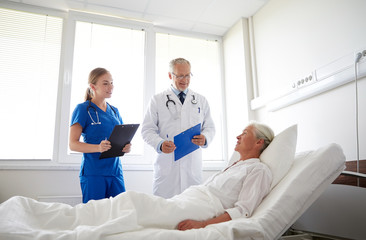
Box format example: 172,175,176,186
169,58,191,73
248,121,274,153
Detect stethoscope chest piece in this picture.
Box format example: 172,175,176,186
191,95,197,104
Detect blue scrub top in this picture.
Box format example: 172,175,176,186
70,101,124,177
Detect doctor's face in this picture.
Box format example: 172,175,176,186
169,63,191,91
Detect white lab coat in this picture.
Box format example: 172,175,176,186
142,88,215,198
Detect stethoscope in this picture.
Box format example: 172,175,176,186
165,94,197,119
166,94,197,108
87,100,117,125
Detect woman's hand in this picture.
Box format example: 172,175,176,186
177,219,206,231
177,212,232,231
122,143,131,153
99,139,111,153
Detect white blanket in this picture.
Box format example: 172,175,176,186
0,143,345,240
0,186,226,240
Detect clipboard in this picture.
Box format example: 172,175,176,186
99,124,140,159
173,123,201,161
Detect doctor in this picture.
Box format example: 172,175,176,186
142,58,215,198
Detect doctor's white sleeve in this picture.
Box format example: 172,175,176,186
200,95,215,146
141,97,165,152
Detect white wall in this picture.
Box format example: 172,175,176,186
222,19,252,153
249,0,366,160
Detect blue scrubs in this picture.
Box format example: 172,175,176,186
70,101,126,203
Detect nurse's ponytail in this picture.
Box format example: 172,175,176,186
84,67,109,101
84,87,93,101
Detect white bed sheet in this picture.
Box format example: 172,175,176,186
0,143,345,240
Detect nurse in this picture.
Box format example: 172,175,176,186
142,58,215,198
69,67,131,203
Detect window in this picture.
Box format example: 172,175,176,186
156,33,225,161
0,7,62,159
70,21,145,152
59,12,147,164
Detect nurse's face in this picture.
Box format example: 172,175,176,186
91,72,114,99
169,63,191,91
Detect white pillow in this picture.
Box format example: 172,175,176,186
260,124,297,190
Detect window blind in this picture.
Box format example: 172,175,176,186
0,8,63,159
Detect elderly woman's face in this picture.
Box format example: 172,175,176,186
235,126,258,153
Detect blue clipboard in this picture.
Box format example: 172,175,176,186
173,123,201,161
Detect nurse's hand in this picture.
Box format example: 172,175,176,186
161,140,176,153
122,143,131,153
99,139,111,152
192,135,206,146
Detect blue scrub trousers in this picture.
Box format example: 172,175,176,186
80,175,125,203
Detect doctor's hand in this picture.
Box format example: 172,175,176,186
192,135,206,146
161,140,176,154
122,143,131,153
99,139,111,153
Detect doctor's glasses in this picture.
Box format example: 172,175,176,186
171,72,193,80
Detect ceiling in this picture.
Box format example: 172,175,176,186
7,0,269,36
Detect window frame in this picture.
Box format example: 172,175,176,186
0,2,228,170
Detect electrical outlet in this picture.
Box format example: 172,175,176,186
293,73,315,89
355,48,366,63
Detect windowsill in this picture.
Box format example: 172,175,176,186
0,160,80,171
0,160,225,171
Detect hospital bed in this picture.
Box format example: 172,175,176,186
0,125,346,240
120,142,345,240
